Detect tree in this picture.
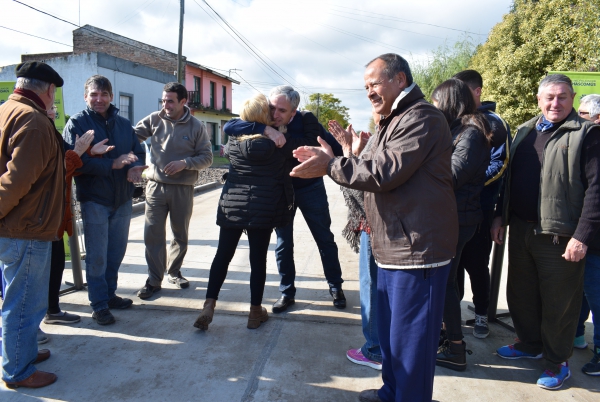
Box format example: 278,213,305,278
304,93,350,128
411,36,478,102
470,0,600,129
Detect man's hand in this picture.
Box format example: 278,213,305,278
73,131,95,157
353,131,371,156
290,136,334,178
264,126,286,148
127,165,148,183
491,216,505,245
328,121,353,157
164,160,186,175
562,238,588,262
112,152,138,169
91,138,115,155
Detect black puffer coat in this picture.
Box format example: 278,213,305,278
216,135,293,229
450,120,491,226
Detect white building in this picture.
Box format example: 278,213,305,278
0,52,174,124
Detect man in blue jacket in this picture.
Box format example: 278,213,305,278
223,85,346,312
453,70,511,339
64,75,146,325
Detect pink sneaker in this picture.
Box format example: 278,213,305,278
346,348,382,371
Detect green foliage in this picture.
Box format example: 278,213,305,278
470,0,600,129
304,93,350,128
411,36,478,102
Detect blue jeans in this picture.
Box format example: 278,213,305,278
275,179,343,297
0,238,51,382
81,200,132,312
359,231,381,362
377,263,451,402
578,253,600,347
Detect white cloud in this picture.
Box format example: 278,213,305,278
0,0,513,130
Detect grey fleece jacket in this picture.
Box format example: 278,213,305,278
135,106,213,185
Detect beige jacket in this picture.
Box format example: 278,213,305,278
135,106,213,185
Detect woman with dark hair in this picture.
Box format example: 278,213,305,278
431,78,493,371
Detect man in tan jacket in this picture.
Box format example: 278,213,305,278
0,61,65,389
135,82,213,299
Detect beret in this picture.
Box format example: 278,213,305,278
15,61,64,87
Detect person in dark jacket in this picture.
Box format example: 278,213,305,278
63,75,146,326
223,86,347,313
193,94,297,331
453,70,511,339
431,78,492,372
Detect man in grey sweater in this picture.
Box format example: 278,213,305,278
135,82,213,299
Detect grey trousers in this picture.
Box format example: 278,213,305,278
144,180,194,286
507,215,585,372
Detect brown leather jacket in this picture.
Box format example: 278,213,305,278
328,85,458,267
0,93,65,241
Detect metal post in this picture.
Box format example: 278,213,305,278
177,0,185,84
62,183,86,294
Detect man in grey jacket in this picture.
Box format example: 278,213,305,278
135,82,213,299
291,53,458,402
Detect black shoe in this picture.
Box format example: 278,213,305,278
137,281,161,299
439,328,447,347
272,295,295,313
330,288,346,309
108,295,133,309
436,340,472,371
167,272,189,289
92,309,115,325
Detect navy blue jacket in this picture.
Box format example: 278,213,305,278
223,110,342,189
63,105,145,209
479,102,511,212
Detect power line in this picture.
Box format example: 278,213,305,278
0,25,72,47
330,4,485,36
197,0,311,95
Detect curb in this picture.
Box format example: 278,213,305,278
131,181,222,214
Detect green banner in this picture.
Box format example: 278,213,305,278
549,71,600,111
0,82,65,132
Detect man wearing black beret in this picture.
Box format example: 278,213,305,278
0,61,65,388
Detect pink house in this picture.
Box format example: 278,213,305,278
185,61,239,150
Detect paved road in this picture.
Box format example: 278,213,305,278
1,177,597,401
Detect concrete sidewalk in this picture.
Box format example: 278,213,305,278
1,177,598,401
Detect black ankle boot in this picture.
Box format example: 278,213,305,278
436,340,472,371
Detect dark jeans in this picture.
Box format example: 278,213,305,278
206,227,273,306
275,179,343,297
508,215,585,370
457,210,493,315
377,264,450,402
443,224,477,342
48,239,66,314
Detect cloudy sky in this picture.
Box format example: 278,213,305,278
0,0,513,130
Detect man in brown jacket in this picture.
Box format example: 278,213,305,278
0,61,65,389
291,53,458,402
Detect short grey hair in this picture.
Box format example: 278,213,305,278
366,53,413,86
269,85,300,110
15,77,50,94
538,74,574,95
580,94,600,117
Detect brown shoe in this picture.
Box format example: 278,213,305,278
247,305,268,329
193,298,216,330
359,389,382,402
4,370,57,389
35,349,51,364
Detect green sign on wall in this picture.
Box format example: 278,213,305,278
549,71,600,111
0,82,66,132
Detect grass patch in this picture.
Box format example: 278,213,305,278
212,155,229,168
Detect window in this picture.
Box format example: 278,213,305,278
119,94,133,122
210,81,215,108
222,86,226,110
192,76,201,106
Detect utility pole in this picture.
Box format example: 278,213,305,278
177,0,185,84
